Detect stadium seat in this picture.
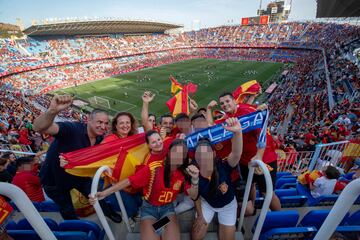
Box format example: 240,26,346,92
345,210,360,226
252,210,317,240
253,210,299,234
5,220,17,230
296,182,339,206
276,172,292,179
299,210,349,229
7,230,96,240
9,199,59,212
275,177,297,189
59,220,104,240
17,217,59,231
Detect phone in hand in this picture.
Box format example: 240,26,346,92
152,216,170,232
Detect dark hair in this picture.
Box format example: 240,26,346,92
112,112,138,137
197,108,207,113
0,158,7,166
148,114,156,121
159,114,174,125
1,152,13,159
164,139,189,188
174,113,190,122
89,109,109,120
218,92,234,99
16,156,34,167
194,138,219,196
325,166,340,179
191,113,206,122
145,130,160,144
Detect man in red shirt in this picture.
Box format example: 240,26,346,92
207,92,281,211
12,156,45,202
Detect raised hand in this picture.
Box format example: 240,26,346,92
189,98,198,112
49,95,73,113
186,164,200,180
207,100,218,109
223,117,242,133
142,91,155,103
160,126,167,139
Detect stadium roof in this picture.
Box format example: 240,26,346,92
23,20,183,36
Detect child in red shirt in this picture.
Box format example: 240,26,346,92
12,156,45,202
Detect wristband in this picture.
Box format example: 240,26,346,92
191,178,199,185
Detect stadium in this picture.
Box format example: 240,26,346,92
0,0,360,239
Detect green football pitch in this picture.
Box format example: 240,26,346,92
57,58,284,119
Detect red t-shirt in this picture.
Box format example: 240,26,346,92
214,104,259,165
102,133,120,143
129,164,189,206
12,170,45,202
214,103,277,165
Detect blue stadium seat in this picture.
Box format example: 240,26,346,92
253,210,299,234
59,220,104,240
17,218,59,231
275,178,297,189
346,210,360,226
276,172,292,179
296,182,339,206
299,210,349,229
7,230,96,240
9,199,59,212
253,210,317,240
5,220,17,230
275,188,297,197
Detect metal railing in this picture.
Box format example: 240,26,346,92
308,140,353,171
90,166,131,240
0,183,56,240
314,178,360,240
0,144,34,155
277,151,314,174
237,160,273,240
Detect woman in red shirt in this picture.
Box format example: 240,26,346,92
102,112,138,143
90,131,199,240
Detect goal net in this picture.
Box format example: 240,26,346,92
88,96,111,109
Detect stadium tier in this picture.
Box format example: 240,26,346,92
0,20,360,240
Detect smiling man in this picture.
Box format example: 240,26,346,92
32,95,122,222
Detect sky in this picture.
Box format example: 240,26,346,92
0,0,317,30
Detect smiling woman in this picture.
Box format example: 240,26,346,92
102,112,138,143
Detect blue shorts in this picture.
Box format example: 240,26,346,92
140,200,175,220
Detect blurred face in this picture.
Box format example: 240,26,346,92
195,144,214,178
148,116,156,127
169,144,187,170
176,118,191,135
161,117,174,133
88,113,109,136
219,95,237,114
9,154,16,162
116,115,132,137
192,118,208,132
147,133,163,153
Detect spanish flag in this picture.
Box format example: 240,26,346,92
166,87,189,117
232,80,261,104
170,75,183,95
63,133,149,181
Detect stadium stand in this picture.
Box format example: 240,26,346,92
0,20,359,239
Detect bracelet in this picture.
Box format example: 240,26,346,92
191,178,199,185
